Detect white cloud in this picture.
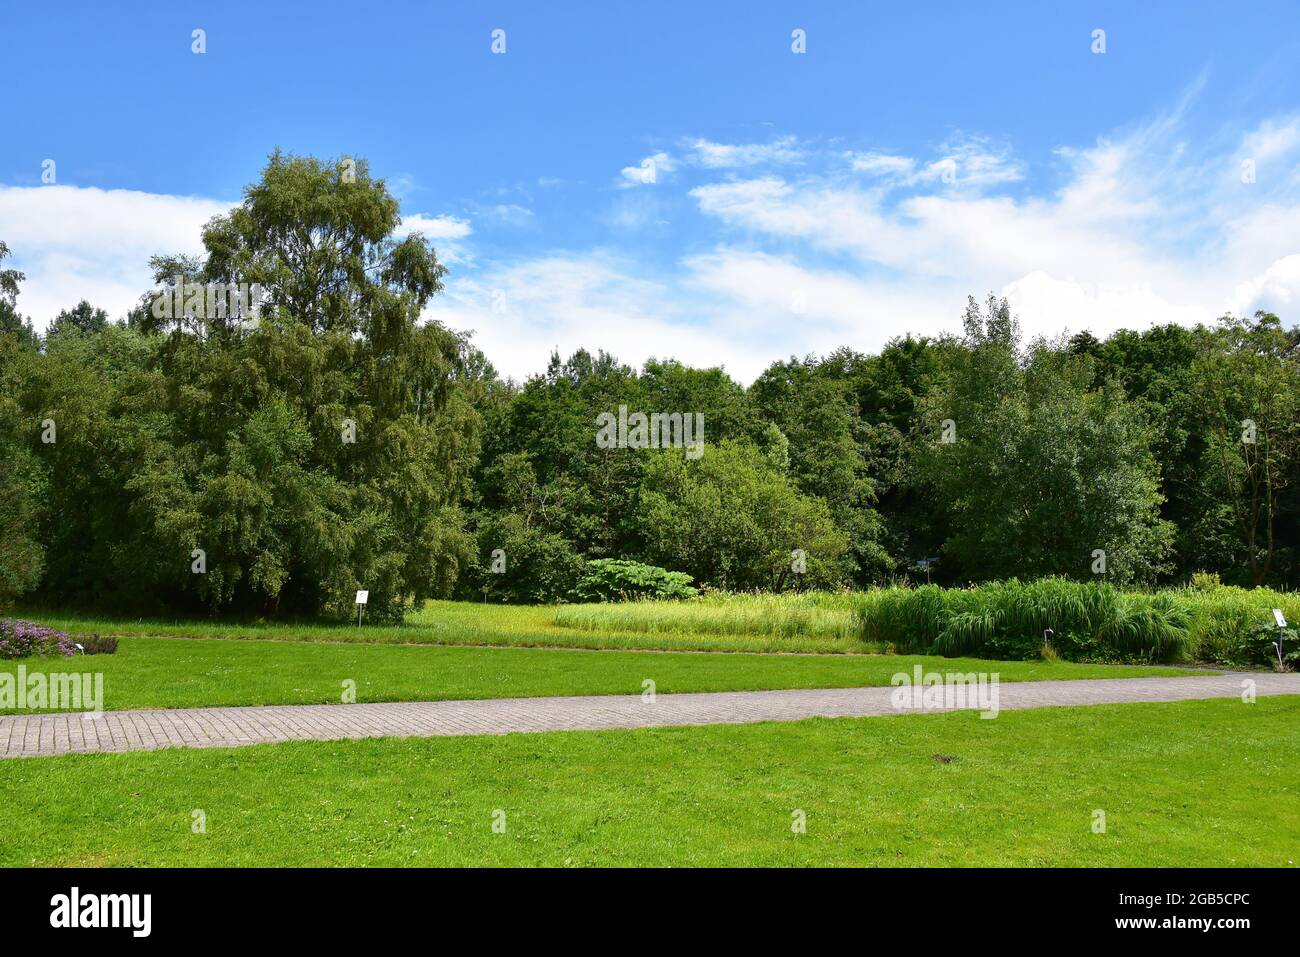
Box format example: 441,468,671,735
1001,271,1206,342
8,98,1300,385
1242,118,1300,166
689,111,1300,342
395,213,473,264
847,152,916,177
0,184,233,326
425,253,765,379
1229,254,1300,316
479,203,535,225
681,249,961,364
918,137,1025,188
845,137,1022,189
395,214,471,240
687,136,804,169
619,151,676,187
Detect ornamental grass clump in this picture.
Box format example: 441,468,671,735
0,619,77,659
856,579,1195,663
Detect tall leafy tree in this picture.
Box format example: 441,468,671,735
46,300,109,340
1192,313,1300,585
749,357,890,582
635,440,848,590
1094,323,1210,577
0,335,45,602
0,241,38,349
17,152,480,618
919,296,1174,583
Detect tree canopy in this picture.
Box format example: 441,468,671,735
2,156,1298,613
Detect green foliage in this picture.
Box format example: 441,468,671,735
749,357,891,582
554,590,860,641
3,153,479,620
0,338,44,603
4,164,1300,618
1177,585,1300,667
917,296,1174,583
635,440,849,591
1190,313,1300,585
469,511,588,604
46,300,108,340
0,455,43,604
858,579,1195,662
858,578,1300,665
0,242,38,349
571,559,697,602
1189,571,1222,591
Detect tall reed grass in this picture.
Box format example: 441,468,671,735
857,578,1298,665
553,591,860,643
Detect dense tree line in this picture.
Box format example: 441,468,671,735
1,154,1297,617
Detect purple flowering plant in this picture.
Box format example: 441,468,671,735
0,619,77,659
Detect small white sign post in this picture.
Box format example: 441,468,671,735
1274,609,1288,670
356,590,369,628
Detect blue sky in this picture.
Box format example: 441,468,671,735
3,1,1300,380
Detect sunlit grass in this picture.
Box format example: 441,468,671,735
18,595,871,654
0,635,1198,714
3,696,1294,867
554,591,861,643
15,582,1295,662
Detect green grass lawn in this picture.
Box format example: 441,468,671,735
3,696,1295,867
0,636,1200,713
23,596,869,654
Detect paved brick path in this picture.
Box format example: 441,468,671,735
1,672,1296,759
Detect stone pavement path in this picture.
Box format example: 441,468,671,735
1,672,1296,759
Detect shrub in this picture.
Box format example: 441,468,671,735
1248,622,1297,670
1180,586,1300,667
0,619,76,659
466,513,588,604
75,634,118,655
571,559,698,603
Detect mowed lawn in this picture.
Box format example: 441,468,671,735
0,636,1201,713
2,697,1295,867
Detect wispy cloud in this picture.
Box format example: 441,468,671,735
7,90,1300,385
394,213,473,264
846,136,1023,189
395,213,472,240
846,151,916,178
686,136,805,169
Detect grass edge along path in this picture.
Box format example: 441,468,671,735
0,636,1206,714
